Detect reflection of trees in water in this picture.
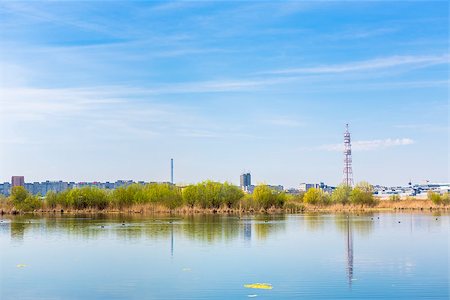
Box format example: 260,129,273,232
8,215,42,242
181,215,240,243
5,214,289,244
302,213,326,231
345,217,353,288
253,215,286,240
333,213,374,236
301,213,376,288
301,213,374,237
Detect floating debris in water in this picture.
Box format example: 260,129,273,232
16,264,27,268
244,283,272,290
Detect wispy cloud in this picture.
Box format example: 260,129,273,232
0,2,115,36
0,85,252,143
266,117,304,127
326,27,399,41
264,55,449,75
395,124,449,133
319,138,415,152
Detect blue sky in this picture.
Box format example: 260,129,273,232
0,1,448,187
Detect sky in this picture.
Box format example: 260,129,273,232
0,1,448,188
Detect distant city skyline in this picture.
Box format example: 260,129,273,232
0,1,448,187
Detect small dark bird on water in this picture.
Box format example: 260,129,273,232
101,226,104,228
122,223,125,226
398,221,401,223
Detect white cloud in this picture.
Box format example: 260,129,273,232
319,138,415,152
395,124,449,132
265,54,449,75
266,117,304,127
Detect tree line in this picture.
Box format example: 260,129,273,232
0,180,385,212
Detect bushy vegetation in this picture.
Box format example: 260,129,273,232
428,191,449,205
2,180,418,213
5,181,247,212
349,181,377,206
182,181,243,209
252,185,286,209
301,182,376,206
331,184,352,204
10,186,41,211
303,188,330,205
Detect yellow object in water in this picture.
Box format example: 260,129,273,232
244,283,272,290
16,264,27,268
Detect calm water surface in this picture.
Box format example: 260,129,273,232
0,213,448,299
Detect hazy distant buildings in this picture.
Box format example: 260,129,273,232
299,182,335,194
0,179,149,196
11,176,25,187
240,173,251,189
299,183,316,192
267,185,284,192
0,182,11,196
373,182,450,199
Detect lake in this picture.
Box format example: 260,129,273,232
0,213,448,299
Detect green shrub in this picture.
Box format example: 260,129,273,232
112,184,140,208
442,193,450,205
182,185,199,208
181,181,243,209
45,191,58,208
11,186,42,211
303,188,326,205
428,191,442,205
222,182,244,208
11,186,28,204
331,185,352,204
239,194,257,210
253,185,285,209
350,182,377,206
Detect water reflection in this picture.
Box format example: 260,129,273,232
170,222,174,257
243,221,251,242
253,215,286,240
0,214,288,244
0,213,448,299
345,217,353,287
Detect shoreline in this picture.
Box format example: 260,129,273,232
1,200,449,215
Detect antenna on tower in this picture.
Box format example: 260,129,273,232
343,124,354,187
